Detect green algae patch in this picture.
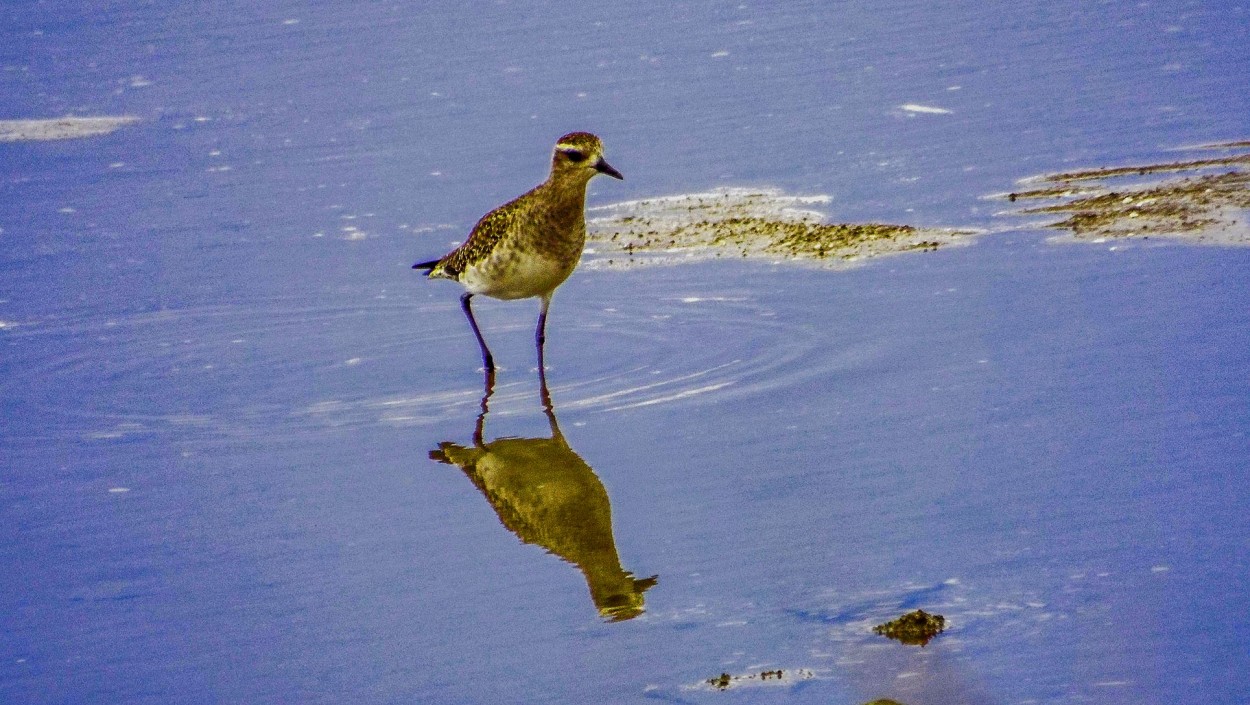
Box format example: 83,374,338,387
872,609,946,646
585,188,975,269
1002,149,1250,245
702,668,817,691
0,116,139,142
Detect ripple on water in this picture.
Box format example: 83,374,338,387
3,300,442,444
3,284,874,443
554,295,862,413
313,290,878,427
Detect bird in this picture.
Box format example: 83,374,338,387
414,132,623,375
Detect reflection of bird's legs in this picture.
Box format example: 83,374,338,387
460,292,495,372
538,362,556,421
473,364,495,447
538,369,561,442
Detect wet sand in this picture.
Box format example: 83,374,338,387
588,145,1250,271
585,188,976,269
1003,146,1250,245
0,116,139,142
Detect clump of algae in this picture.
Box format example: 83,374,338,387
872,608,946,646
703,668,815,691
586,188,971,268
1002,144,1250,245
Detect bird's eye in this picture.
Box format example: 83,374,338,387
561,149,587,163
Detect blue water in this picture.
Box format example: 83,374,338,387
3,1,1250,703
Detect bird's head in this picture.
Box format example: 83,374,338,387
550,131,623,182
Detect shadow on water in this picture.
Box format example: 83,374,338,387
428,366,658,622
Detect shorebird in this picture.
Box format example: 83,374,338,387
414,132,623,373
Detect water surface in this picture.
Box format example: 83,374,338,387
3,1,1249,703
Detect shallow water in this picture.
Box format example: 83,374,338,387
3,1,1250,704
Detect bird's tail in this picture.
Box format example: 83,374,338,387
412,259,440,274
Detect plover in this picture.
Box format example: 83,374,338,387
414,132,623,372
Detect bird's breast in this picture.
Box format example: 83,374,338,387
456,184,588,300
461,247,576,300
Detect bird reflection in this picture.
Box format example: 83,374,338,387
430,367,657,622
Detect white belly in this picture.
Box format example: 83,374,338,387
461,252,573,300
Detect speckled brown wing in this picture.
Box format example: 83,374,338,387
438,188,537,278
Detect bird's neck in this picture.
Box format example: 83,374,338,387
542,173,593,211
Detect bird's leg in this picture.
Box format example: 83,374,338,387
535,295,552,409
460,292,495,372
535,294,551,350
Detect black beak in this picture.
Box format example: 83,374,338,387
595,158,624,180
